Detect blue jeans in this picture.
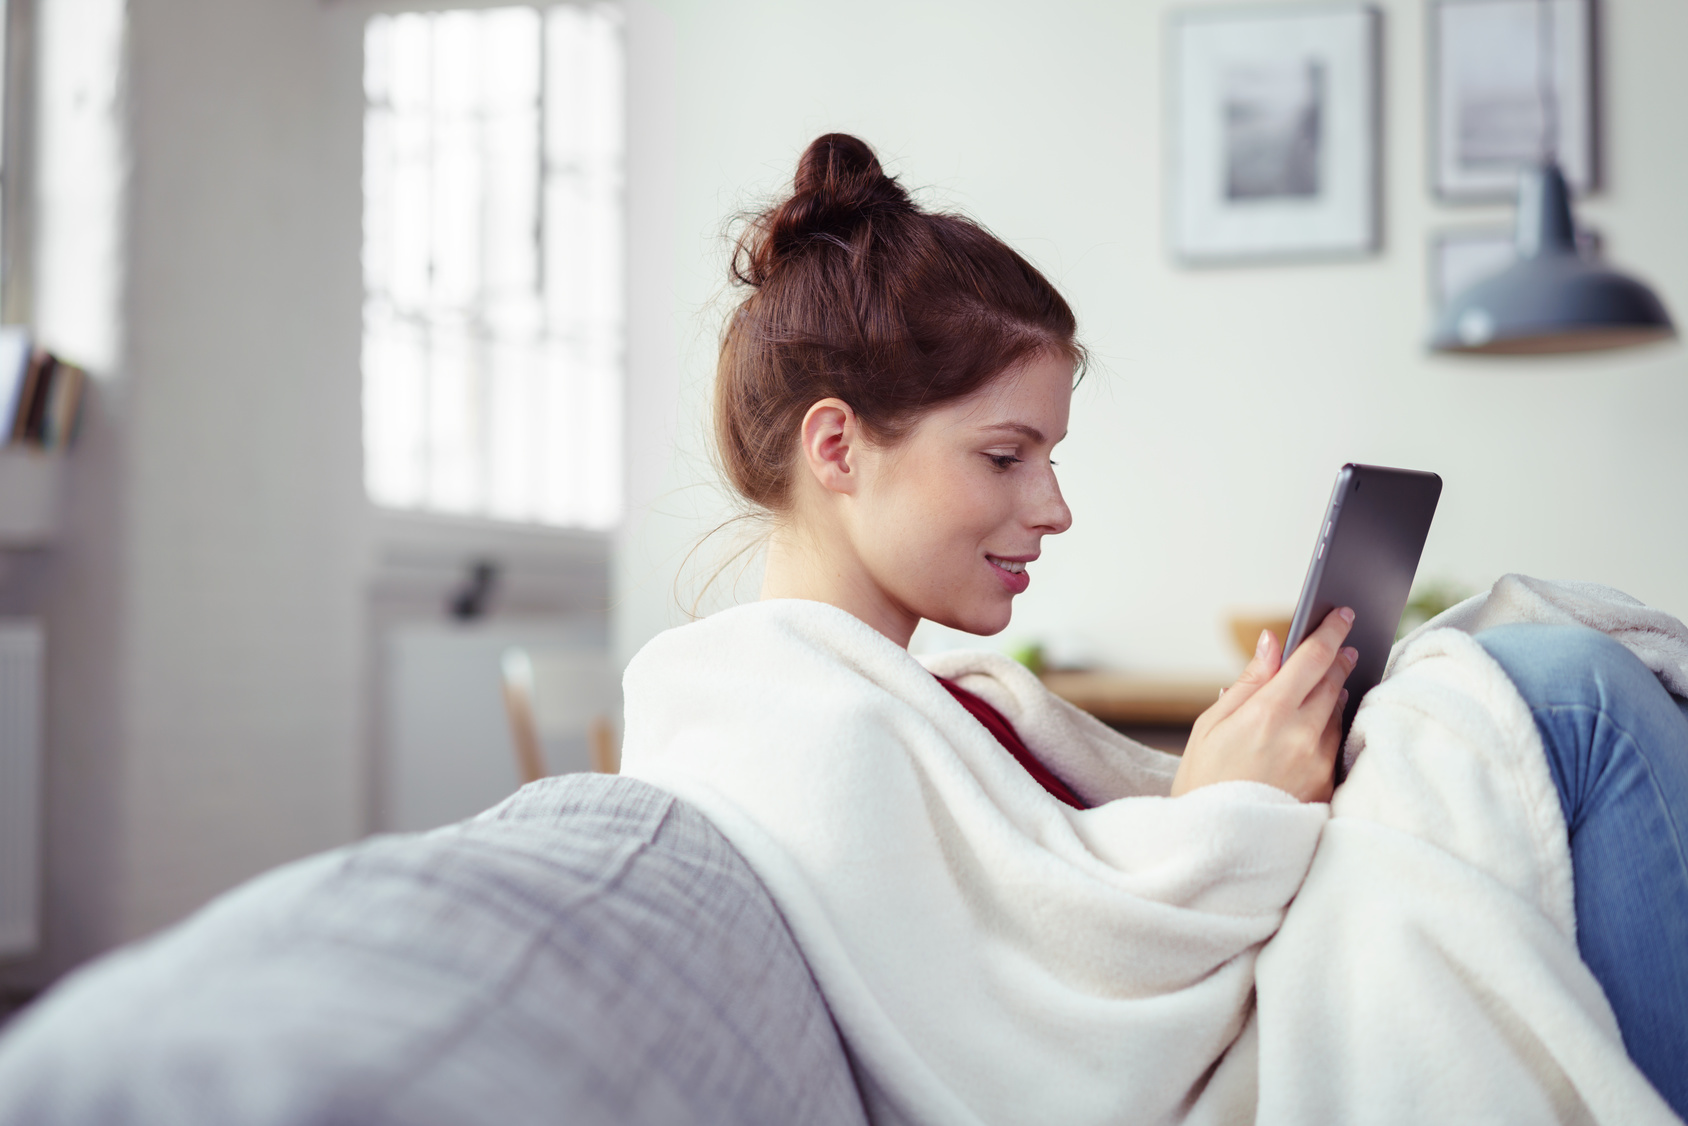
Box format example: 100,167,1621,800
1476,624,1688,1118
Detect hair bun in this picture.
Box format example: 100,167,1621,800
793,133,887,197
735,134,912,287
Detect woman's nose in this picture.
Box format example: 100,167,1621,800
1032,470,1072,534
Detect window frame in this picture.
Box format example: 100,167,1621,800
355,0,628,539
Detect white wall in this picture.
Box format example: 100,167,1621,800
116,0,367,939
4,0,619,987
1,0,135,986
616,0,1688,675
3,0,371,985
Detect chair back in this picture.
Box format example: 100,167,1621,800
501,647,618,783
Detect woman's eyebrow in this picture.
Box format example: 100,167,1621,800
979,422,1065,443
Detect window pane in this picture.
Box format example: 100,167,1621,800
362,4,623,530
363,303,427,510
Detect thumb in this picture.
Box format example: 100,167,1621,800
1210,629,1281,721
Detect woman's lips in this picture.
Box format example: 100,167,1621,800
986,555,1031,594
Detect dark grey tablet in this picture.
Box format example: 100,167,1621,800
1282,463,1442,775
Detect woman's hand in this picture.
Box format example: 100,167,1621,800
1171,608,1358,804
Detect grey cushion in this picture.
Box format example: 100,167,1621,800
0,774,868,1126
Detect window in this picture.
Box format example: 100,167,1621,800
362,5,624,530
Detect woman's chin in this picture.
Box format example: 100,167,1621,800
927,601,1013,638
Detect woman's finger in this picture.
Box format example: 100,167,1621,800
1310,727,1338,803
1316,689,1347,791
1206,628,1282,723
1274,607,1355,704
1300,644,1358,724
1323,689,1346,753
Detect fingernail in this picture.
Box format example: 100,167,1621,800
1342,647,1359,666
1256,629,1270,658
1338,607,1355,624
1340,689,1350,705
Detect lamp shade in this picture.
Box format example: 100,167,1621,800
1430,163,1675,355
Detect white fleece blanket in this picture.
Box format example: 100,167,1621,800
619,576,1688,1125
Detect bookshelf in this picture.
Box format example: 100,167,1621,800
0,448,62,548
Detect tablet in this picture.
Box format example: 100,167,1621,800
1282,463,1442,774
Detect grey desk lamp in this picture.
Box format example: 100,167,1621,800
1429,0,1675,355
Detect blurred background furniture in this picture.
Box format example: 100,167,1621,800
1041,670,1229,753
500,646,619,783
379,619,616,833
0,450,62,550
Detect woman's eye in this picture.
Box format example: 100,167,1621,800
986,454,1022,471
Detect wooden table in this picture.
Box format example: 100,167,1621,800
1039,670,1232,753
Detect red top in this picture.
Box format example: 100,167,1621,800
934,675,1088,810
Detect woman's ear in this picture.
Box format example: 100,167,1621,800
799,398,860,496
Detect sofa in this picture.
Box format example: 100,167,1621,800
0,774,870,1126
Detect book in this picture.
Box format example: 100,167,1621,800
42,363,85,450
2,346,89,450
14,353,57,446
9,352,47,445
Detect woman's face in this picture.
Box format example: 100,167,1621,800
846,351,1074,640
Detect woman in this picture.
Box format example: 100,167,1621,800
620,134,1688,1125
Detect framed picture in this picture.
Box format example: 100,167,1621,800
1431,0,1595,202
1429,224,1601,309
1170,3,1380,264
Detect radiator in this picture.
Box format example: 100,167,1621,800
0,620,42,958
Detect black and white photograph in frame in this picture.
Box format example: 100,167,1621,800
1432,0,1595,202
1170,4,1379,264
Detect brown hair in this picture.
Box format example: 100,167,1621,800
715,133,1084,514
